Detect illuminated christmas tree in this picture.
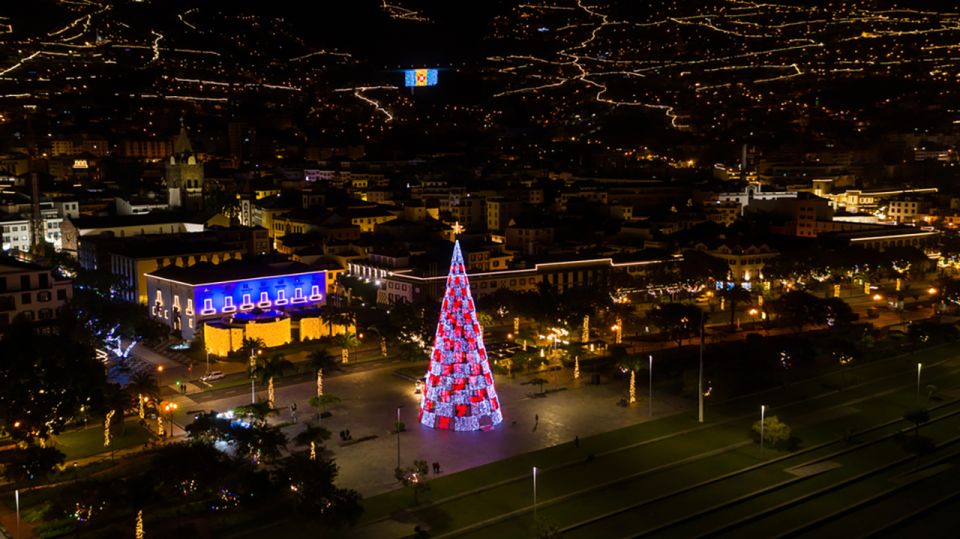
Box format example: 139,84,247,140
419,241,503,431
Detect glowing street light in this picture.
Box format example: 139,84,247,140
532,466,538,523
157,365,163,386
917,362,922,401
163,402,178,437
760,404,767,457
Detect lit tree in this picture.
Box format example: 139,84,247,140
419,241,502,431
395,459,430,504
238,336,266,370
617,355,646,405
0,313,109,445
307,347,339,398
252,353,294,408
334,332,361,364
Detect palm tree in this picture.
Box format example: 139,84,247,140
309,394,341,421
720,284,752,331
617,355,646,405
335,332,361,364
528,377,549,395
252,353,294,408
293,424,332,449
307,347,340,398
239,337,266,369
103,383,132,436
126,371,159,421
234,401,277,426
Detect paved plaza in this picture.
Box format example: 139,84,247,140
170,361,686,496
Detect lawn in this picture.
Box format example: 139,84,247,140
355,342,960,537
53,418,153,461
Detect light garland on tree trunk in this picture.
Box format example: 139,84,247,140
135,509,144,539
104,410,115,448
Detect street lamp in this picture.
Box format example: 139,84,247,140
532,466,538,523
917,363,922,401
760,404,766,457
157,365,163,387
698,310,705,424
396,406,402,469
163,402,178,438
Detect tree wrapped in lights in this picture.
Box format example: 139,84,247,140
419,241,503,431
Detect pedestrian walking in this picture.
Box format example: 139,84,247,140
575,435,580,448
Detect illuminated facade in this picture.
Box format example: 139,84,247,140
146,261,326,342
419,241,502,431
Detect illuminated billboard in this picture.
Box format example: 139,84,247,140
195,271,327,317
404,68,438,87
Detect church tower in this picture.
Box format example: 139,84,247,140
166,119,204,211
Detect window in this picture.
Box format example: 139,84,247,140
21,293,31,305
39,274,49,288
20,275,30,289
37,291,51,302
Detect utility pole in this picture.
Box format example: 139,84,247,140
698,310,705,423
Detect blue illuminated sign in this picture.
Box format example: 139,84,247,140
195,272,326,316
404,68,438,87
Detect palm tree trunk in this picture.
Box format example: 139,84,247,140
317,369,323,398
629,370,637,404
268,377,275,408
730,295,736,331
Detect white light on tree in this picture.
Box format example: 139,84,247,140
514,317,520,334
629,370,637,404
316,370,323,398
581,315,589,344
268,377,275,408
309,441,316,462
342,348,349,364
103,410,115,448
157,415,164,437
574,356,580,380
138,394,144,420
615,318,622,344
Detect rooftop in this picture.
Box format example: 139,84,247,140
147,257,315,285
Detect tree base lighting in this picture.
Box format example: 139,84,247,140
419,241,503,431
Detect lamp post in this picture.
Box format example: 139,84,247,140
15,489,19,539
698,310,704,424
760,404,766,457
396,406,401,469
250,377,256,404
163,402,178,438
917,362,923,401
532,466,538,523
205,351,210,376
648,354,654,417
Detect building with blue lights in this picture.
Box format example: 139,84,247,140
145,258,327,343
